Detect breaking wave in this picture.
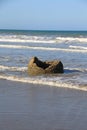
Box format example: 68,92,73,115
56,37,87,43
0,35,54,43
0,35,87,43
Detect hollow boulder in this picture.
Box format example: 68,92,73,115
28,57,64,75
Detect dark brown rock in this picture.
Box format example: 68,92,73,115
28,57,64,75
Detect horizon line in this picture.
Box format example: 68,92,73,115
0,28,87,32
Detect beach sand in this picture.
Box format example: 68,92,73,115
0,79,87,130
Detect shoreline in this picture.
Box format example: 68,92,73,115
0,79,87,130
0,75,87,92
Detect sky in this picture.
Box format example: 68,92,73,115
0,0,87,30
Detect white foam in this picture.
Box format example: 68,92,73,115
0,65,27,72
65,67,87,72
69,45,87,50
0,44,87,53
56,37,87,43
0,75,87,91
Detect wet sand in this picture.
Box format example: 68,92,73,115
0,79,87,130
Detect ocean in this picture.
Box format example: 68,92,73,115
0,30,87,91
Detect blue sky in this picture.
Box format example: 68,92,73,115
0,0,87,30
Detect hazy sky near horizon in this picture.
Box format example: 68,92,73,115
0,0,87,30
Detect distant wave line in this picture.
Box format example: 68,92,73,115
0,44,87,53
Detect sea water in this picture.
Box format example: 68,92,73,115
0,30,87,91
